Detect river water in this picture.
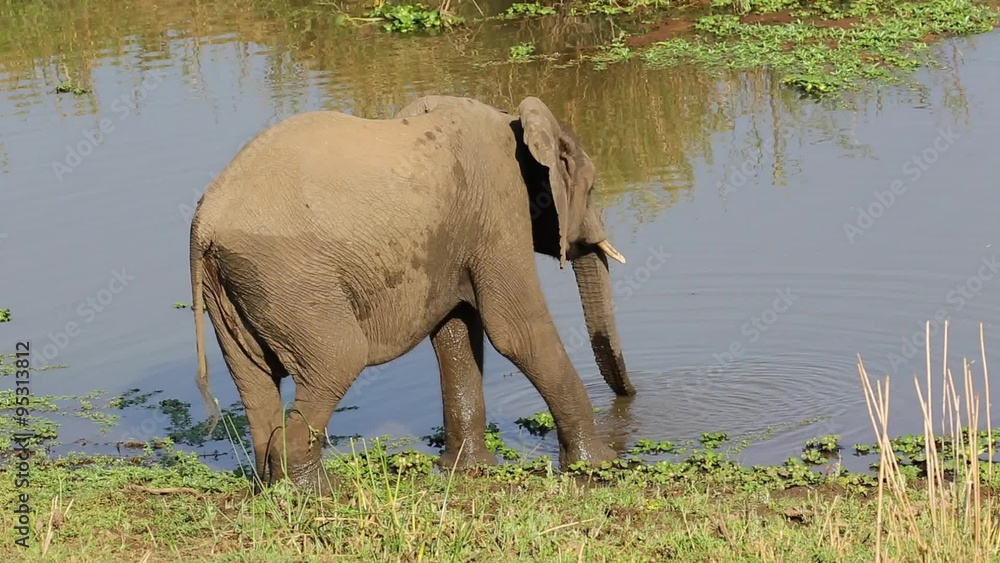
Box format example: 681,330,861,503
1,1,998,470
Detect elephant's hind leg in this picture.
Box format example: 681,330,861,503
204,286,286,493
255,299,369,496
431,303,498,470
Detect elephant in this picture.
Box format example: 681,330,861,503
188,94,636,494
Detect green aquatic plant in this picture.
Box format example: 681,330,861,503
484,423,521,460
801,448,826,464
54,65,91,95
55,80,90,95
629,438,675,455
500,2,556,18
107,388,164,409
175,302,207,313
590,32,635,70
422,422,521,460
699,431,728,449
569,0,666,16
365,2,464,33
711,0,801,14
0,387,120,453
0,353,67,376
803,434,842,454
508,42,536,61
515,410,556,436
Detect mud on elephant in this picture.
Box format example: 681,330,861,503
188,94,636,494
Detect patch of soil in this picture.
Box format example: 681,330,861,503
740,10,860,29
118,440,147,449
624,18,695,48
772,482,850,502
605,504,643,519
741,10,796,25
860,52,885,64
213,486,256,515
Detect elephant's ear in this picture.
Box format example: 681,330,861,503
519,97,571,268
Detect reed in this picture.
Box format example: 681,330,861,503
859,321,1000,562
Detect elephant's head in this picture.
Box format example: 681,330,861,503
514,97,636,397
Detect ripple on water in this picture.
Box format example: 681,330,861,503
484,346,859,460
620,352,853,433
530,266,957,452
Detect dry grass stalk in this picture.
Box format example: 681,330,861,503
39,495,73,557
859,321,1000,562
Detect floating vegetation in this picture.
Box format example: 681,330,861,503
364,1,464,33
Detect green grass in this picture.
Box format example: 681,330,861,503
455,0,1000,95
634,0,1000,94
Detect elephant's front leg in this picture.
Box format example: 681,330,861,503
430,303,498,470
472,260,617,470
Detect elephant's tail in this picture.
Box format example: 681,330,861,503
190,230,221,438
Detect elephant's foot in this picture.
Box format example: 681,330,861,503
436,445,498,472
558,439,618,471
257,454,341,497
288,463,341,498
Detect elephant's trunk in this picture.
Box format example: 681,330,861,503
572,251,636,396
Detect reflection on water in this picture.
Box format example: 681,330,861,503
1,0,999,469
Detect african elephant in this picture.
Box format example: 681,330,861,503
189,94,636,494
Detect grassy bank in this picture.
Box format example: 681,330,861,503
0,442,893,561
3,324,1000,561
631,0,1000,94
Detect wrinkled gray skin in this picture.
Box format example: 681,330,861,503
189,95,636,494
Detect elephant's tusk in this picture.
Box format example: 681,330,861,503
597,240,626,264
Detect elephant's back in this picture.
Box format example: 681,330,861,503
199,110,448,225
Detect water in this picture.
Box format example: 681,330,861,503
2,0,999,470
